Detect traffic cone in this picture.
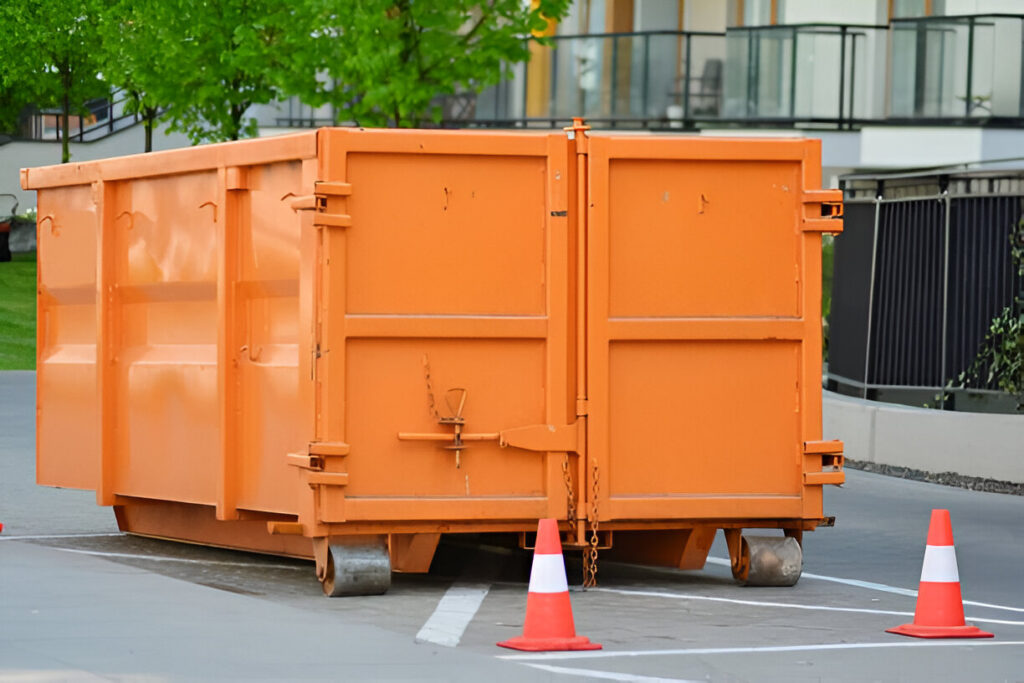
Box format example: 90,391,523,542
497,518,602,651
887,509,993,639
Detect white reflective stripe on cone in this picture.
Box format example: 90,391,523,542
920,545,960,583
528,553,570,594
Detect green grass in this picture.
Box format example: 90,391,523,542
0,252,36,369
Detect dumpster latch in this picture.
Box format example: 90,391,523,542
397,388,498,468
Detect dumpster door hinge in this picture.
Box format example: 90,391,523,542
286,441,351,472
287,181,352,228
803,439,845,486
801,189,844,234
499,421,582,454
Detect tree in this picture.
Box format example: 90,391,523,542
300,0,570,128
0,0,110,163
134,0,321,144
99,1,170,152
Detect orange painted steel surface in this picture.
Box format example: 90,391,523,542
25,126,843,575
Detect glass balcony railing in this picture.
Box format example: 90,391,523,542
271,16,1024,131
473,30,727,127
889,14,1024,120
723,24,889,126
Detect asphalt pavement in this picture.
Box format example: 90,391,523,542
2,370,1023,682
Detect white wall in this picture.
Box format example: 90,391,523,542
781,0,887,25
685,0,727,32
942,0,1024,14
0,122,193,212
633,0,677,31
858,126,983,166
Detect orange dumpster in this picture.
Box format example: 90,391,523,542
24,121,844,595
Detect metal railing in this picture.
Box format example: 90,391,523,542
25,90,148,143
469,30,727,129
724,23,888,129
828,170,1024,411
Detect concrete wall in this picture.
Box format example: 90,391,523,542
1,122,192,212
823,390,1024,484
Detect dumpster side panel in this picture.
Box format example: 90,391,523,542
309,130,574,526
36,185,100,490
588,137,827,522
235,160,307,514
30,133,318,516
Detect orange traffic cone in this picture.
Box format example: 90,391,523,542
497,519,602,652
887,509,993,639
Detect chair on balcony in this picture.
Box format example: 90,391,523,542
689,58,722,117
666,58,722,125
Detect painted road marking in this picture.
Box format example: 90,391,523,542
706,556,1024,613
0,532,124,541
51,547,307,570
415,583,491,647
591,587,1024,627
499,639,1024,661
523,663,699,681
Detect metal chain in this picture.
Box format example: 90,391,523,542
583,461,600,588
561,454,577,537
422,354,440,421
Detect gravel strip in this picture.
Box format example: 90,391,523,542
846,459,1024,496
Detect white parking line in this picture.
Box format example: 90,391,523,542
51,547,307,570
706,556,1024,613
522,663,699,682
498,639,1024,661
415,583,490,647
591,587,1024,627
0,532,124,541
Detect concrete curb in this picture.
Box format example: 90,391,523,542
823,390,1024,485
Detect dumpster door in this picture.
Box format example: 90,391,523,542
585,136,828,523
311,130,578,525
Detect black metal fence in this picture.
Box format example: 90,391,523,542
828,171,1023,411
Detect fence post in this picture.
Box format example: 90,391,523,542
863,194,882,398
940,191,951,406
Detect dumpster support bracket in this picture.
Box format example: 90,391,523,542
803,440,845,486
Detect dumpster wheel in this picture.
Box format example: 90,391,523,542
728,534,802,587
321,541,392,597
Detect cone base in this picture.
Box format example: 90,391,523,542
886,623,994,639
496,635,603,652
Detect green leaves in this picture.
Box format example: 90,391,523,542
302,0,570,127
1,0,571,150
959,217,1024,411
0,0,111,161
127,0,315,143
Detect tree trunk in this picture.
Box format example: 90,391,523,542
230,104,242,141
61,79,71,164
144,108,155,153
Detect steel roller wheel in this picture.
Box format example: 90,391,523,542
321,541,392,597
731,535,803,587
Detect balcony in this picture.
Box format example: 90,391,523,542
472,30,726,128
723,23,888,128
889,14,1024,122
467,16,1024,131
